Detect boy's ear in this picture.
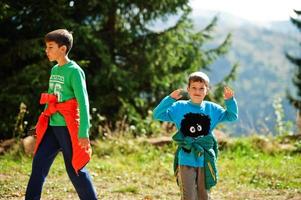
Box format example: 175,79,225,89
206,86,210,95
60,45,67,54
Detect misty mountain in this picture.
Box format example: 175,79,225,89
192,10,299,135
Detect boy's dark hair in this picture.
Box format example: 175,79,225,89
45,29,73,54
188,71,210,87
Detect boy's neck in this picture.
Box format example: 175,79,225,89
57,56,70,66
190,99,203,105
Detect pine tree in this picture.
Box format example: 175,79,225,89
0,0,236,138
286,10,301,133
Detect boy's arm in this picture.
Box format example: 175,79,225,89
71,68,90,139
218,87,238,122
153,96,176,122
153,89,184,121
220,97,238,121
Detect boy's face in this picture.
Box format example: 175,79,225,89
45,41,66,62
187,81,208,104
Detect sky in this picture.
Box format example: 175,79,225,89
190,0,301,23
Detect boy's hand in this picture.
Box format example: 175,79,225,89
78,138,91,155
170,89,184,100
224,86,234,100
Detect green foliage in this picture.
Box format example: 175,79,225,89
0,135,300,199
295,140,301,153
89,107,106,140
221,134,298,155
272,97,293,135
286,10,301,132
13,102,28,139
0,0,235,138
113,185,139,194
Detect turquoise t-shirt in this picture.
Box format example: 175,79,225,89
153,96,238,167
47,60,90,138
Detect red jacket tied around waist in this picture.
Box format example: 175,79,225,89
34,93,91,174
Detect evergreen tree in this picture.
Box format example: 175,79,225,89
286,10,301,133
0,0,236,138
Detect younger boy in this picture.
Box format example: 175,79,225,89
25,29,98,200
153,71,238,200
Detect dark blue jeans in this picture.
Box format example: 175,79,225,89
25,126,98,200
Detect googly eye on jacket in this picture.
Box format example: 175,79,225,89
180,113,211,138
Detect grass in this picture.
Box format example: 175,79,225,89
0,135,301,200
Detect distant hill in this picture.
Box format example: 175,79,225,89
192,10,299,135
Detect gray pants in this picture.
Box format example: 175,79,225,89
178,166,209,200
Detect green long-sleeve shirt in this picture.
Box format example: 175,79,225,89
47,60,90,138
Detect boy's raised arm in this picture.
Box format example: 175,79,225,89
153,96,176,122
153,89,183,122
220,87,238,122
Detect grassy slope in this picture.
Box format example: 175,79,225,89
0,136,300,200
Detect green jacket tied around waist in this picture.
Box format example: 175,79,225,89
172,131,219,190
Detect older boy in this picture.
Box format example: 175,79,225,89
25,29,98,200
153,71,238,200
